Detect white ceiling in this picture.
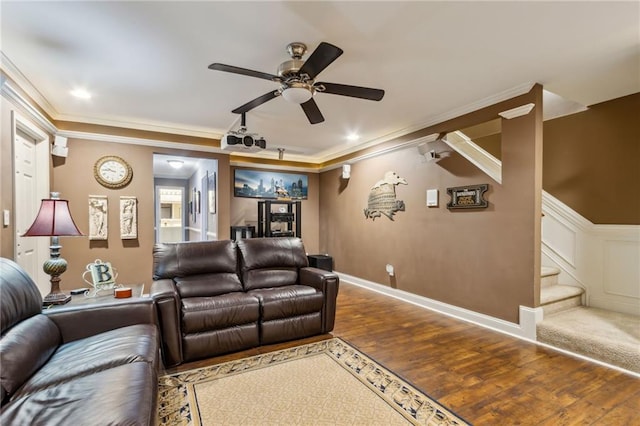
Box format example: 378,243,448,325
1,1,638,163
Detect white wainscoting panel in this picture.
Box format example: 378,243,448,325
542,192,640,316
603,240,640,299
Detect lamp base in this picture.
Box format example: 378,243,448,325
43,292,72,306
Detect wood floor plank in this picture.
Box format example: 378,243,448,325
332,283,640,425
164,282,640,425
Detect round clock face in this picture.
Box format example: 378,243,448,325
94,156,133,188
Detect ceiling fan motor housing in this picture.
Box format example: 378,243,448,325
278,59,305,79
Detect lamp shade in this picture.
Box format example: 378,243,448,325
23,198,83,237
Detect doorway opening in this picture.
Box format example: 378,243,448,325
153,154,218,243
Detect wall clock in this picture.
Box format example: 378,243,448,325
94,155,133,189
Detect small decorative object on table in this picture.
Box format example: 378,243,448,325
82,259,119,298
114,287,133,298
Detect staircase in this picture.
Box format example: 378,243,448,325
537,267,640,374
442,126,640,374
539,266,584,316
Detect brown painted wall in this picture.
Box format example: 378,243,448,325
51,138,230,290
473,93,640,224
229,166,320,254
319,86,543,322
543,93,640,224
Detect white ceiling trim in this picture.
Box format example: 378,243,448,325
314,82,536,163
5,68,537,169
319,133,442,173
499,103,535,120
0,79,57,134
53,112,226,140
1,52,58,119
228,160,319,174
57,129,224,154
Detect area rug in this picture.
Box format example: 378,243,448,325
157,338,468,425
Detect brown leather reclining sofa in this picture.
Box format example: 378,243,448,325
151,237,339,367
0,258,160,425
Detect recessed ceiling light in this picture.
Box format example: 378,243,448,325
70,88,91,99
346,133,360,141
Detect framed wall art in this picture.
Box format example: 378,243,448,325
446,184,489,209
119,196,138,239
207,171,216,214
88,195,108,240
234,169,308,200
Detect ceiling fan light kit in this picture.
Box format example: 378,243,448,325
208,41,385,125
281,84,313,104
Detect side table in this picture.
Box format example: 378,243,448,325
44,284,145,310
307,254,333,272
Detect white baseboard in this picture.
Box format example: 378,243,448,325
336,272,541,341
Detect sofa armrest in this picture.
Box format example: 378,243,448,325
150,279,183,367
44,298,157,344
299,267,340,333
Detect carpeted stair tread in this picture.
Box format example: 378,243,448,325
540,284,583,305
540,266,561,287
537,306,640,373
541,266,561,277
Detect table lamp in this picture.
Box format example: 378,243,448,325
22,192,84,305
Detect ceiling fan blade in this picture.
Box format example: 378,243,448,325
301,98,325,124
298,42,343,80
317,82,385,101
232,91,279,114
208,63,280,82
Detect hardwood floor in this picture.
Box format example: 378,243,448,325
165,283,640,425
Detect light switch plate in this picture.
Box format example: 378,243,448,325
3,210,10,226
426,189,438,207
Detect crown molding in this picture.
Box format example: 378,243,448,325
499,103,535,119
1,80,57,134
57,129,225,154
1,51,59,118
314,82,536,163
3,65,537,169
54,113,226,140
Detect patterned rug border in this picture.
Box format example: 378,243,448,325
157,337,469,425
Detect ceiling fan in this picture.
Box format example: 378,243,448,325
208,42,385,124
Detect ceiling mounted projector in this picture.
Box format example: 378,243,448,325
221,133,266,152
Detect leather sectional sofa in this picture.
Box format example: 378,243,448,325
151,237,339,367
0,258,159,425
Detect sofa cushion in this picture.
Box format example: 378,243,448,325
237,238,309,290
175,272,243,298
182,323,259,361
14,324,158,396
182,293,259,333
153,240,238,280
1,362,157,426
0,315,60,401
242,268,299,291
248,285,324,321
260,313,322,345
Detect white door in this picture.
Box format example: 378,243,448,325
14,132,48,295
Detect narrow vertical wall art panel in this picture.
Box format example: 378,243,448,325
120,196,138,239
89,195,108,240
